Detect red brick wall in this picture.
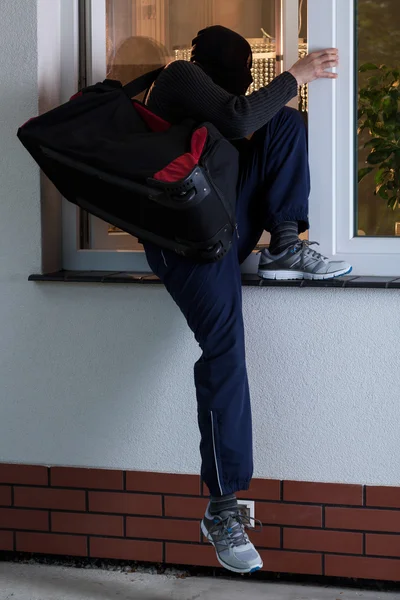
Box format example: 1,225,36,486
1,463,400,582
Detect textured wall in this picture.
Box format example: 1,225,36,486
1,0,400,486
0,0,41,279
1,281,400,486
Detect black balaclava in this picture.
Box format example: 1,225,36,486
191,26,253,96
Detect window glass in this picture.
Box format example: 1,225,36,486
82,0,308,251
357,0,400,237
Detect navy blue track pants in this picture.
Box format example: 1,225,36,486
144,107,310,496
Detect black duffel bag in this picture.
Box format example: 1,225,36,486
17,68,239,262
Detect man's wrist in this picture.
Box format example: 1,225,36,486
287,69,300,86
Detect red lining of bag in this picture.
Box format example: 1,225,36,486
134,103,171,133
153,127,208,183
70,91,83,101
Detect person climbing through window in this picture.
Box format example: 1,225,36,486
144,25,352,574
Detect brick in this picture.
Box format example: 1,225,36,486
52,512,123,537
90,537,162,562
126,472,200,496
284,528,363,554
366,534,400,558
249,526,280,549
256,503,322,528
51,467,123,490
0,530,14,551
0,486,11,506
203,480,280,501
14,487,85,511
89,492,161,516
237,479,281,501
202,483,210,496
325,554,400,582
284,481,362,506
260,550,322,575
367,486,400,509
126,517,200,542
326,507,400,533
16,532,87,557
0,464,48,486
164,496,206,520
166,543,219,568
0,508,48,531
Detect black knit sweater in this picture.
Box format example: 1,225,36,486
146,60,298,139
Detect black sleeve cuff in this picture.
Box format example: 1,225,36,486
281,70,299,98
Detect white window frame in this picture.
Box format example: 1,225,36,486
308,0,400,277
61,0,151,271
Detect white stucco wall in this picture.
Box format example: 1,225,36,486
1,0,400,486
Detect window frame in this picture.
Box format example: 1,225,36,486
61,0,151,271
308,0,400,277
61,0,309,273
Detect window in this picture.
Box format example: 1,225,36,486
62,0,306,271
308,0,400,276
357,0,400,237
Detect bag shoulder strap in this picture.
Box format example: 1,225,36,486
123,67,165,99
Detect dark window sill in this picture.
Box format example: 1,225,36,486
28,271,400,288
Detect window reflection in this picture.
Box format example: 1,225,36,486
93,0,308,249
357,0,400,237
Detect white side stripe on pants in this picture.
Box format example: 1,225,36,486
210,411,224,496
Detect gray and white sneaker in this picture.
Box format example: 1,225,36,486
259,240,352,281
201,504,263,574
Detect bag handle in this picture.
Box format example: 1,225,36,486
123,67,165,99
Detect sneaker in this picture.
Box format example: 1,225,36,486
201,504,263,574
258,241,352,281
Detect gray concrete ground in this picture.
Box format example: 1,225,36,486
1,563,400,600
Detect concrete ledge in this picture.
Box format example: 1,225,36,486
29,271,400,288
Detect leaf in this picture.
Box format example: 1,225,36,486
359,62,379,72
358,167,374,183
372,124,391,137
367,149,393,164
378,186,389,200
382,95,396,114
374,168,387,185
368,76,381,88
383,116,397,129
372,97,383,111
364,137,384,148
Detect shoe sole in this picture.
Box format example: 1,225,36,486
201,520,263,574
258,266,353,281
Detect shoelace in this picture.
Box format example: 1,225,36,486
293,240,329,268
258,240,328,262
209,512,262,549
